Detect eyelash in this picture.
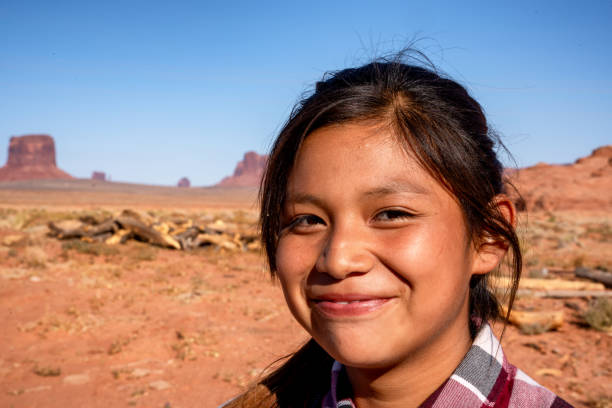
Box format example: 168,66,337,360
373,209,415,222
286,214,325,231
284,209,414,232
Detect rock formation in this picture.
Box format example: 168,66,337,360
0,135,73,181
92,171,106,181
177,177,190,188
217,151,267,187
508,145,612,212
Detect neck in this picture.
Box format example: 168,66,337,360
345,324,472,408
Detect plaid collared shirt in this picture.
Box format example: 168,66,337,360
321,324,573,408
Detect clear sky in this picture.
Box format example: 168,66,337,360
1,0,611,186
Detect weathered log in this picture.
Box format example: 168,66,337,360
515,289,612,299
83,219,118,236
174,226,200,250
116,216,181,250
105,229,132,245
493,276,605,291
174,226,199,241
48,219,117,240
84,231,113,243
48,221,86,239
574,268,612,288
120,209,154,226
194,233,239,251
505,308,564,334
79,214,108,225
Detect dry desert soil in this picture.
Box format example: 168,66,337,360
0,180,610,408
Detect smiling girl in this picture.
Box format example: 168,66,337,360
224,53,572,408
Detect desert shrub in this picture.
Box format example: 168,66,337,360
586,395,612,408
584,298,612,332
61,240,119,257
23,246,48,269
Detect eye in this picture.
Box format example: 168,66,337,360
285,214,326,233
373,209,415,223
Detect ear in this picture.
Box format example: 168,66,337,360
471,194,516,276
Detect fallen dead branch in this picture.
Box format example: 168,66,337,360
48,209,261,253
574,268,612,288
503,307,564,334
493,277,606,292
515,289,612,299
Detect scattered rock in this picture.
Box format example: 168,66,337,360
63,373,90,385
129,368,150,378
24,385,52,393
2,234,27,247
535,368,563,377
149,380,171,391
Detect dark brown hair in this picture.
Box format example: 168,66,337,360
227,52,522,408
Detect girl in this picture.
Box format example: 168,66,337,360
225,53,572,408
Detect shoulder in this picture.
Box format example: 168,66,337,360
505,367,574,408
450,324,574,408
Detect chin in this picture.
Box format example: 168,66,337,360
317,337,402,370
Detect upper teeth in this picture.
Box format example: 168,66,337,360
335,301,359,304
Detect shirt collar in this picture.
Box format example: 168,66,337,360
322,323,503,408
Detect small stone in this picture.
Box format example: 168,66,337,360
535,368,562,377
130,368,150,378
63,373,90,385
149,380,171,391
2,234,26,246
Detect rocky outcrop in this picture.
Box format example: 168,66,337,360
92,171,106,181
0,135,73,181
177,177,190,188
217,151,267,187
508,145,612,212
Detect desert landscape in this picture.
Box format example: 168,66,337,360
0,136,611,407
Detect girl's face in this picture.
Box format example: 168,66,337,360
276,122,496,371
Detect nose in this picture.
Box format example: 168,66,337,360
315,224,374,279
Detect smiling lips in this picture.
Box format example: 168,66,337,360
311,294,393,317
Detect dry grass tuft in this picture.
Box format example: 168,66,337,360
584,298,612,332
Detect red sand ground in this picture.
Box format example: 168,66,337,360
0,185,610,408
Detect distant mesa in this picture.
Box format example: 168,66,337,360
508,145,612,212
217,151,268,187
92,171,106,181
177,177,191,188
0,134,73,181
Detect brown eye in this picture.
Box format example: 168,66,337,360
374,209,414,222
288,214,326,232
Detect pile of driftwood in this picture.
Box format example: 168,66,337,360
493,270,612,333
48,209,260,252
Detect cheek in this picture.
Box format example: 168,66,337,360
377,221,473,284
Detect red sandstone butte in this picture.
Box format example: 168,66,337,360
217,151,267,187
92,171,106,181
0,135,73,181
508,145,612,212
177,177,191,188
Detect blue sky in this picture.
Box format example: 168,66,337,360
1,0,611,186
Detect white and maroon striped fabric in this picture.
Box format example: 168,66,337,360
321,324,573,408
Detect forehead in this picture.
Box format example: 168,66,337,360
287,122,439,197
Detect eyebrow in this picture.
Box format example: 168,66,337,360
285,180,430,206
362,180,431,197
285,193,326,207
